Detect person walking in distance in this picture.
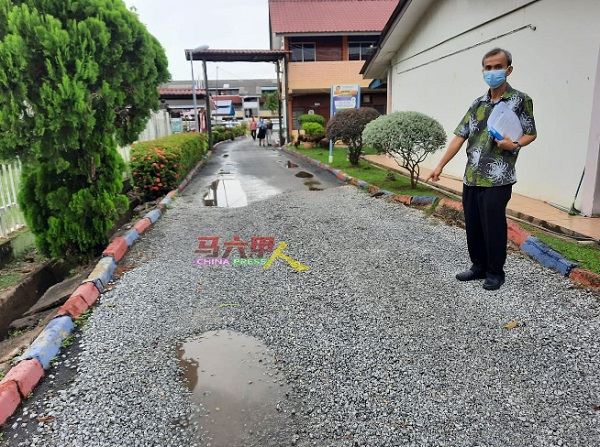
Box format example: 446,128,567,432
257,117,267,147
249,116,257,141
426,48,537,291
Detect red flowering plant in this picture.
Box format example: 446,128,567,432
130,133,208,200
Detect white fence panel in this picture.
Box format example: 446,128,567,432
118,110,173,165
0,158,25,238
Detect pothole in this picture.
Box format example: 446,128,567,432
309,186,324,191
203,179,247,208
294,171,313,178
177,330,293,446
286,161,298,168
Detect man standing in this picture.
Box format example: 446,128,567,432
426,48,537,290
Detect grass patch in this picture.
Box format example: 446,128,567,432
293,145,443,197
8,329,23,339
61,334,76,349
520,224,600,274
74,309,92,328
0,272,21,289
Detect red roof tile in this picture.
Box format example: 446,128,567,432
269,0,398,34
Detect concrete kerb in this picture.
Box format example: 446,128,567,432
281,145,600,288
0,143,220,427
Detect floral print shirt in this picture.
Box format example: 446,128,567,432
454,84,536,187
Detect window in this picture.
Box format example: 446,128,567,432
348,41,376,61
291,43,316,62
292,108,305,130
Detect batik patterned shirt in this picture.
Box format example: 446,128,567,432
454,84,536,187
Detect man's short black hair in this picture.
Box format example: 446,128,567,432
482,48,513,67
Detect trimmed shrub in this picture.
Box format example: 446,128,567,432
0,0,169,261
326,107,380,165
302,122,325,142
362,111,447,188
130,133,208,200
298,113,326,127
318,137,329,149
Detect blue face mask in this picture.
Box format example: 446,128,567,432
483,69,507,88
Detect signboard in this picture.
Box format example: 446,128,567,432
329,84,361,162
171,118,183,133
330,84,360,116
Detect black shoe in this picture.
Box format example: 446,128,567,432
483,277,505,290
455,269,486,281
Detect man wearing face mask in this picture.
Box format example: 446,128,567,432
426,47,537,291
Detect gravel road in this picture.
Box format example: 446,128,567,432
2,141,599,447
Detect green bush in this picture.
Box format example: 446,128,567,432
302,122,325,142
362,111,447,188
298,113,326,127
130,133,207,200
326,107,380,165
0,0,169,261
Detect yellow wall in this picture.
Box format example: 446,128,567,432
288,61,372,91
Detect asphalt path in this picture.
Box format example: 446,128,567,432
1,137,599,447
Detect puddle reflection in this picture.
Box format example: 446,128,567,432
177,330,292,446
203,179,248,208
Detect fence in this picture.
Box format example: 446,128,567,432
117,110,173,165
0,111,171,239
0,158,25,239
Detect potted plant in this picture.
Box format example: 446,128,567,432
297,113,326,149
301,122,324,149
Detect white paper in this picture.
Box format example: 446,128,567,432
487,101,523,141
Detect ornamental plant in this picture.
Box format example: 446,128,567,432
297,113,326,127
326,107,380,165
0,0,169,261
130,133,207,200
362,111,447,188
302,122,325,142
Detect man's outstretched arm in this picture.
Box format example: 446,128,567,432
426,135,466,182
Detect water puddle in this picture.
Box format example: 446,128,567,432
203,179,248,208
294,171,313,178
177,330,293,446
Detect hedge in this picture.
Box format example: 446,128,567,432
130,133,208,200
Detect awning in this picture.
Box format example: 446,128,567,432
185,49,289,63
368,78,386,89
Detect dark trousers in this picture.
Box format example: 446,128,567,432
251,129,257,140
462,184,512,279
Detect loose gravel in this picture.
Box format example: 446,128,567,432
4,170,600,446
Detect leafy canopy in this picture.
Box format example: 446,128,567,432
298,113,325,127
362,111,447,188
0,0,170,260
302,122,324,140
326,107,380,165
261,91,279,113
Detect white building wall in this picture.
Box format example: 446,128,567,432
389,0,600,208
